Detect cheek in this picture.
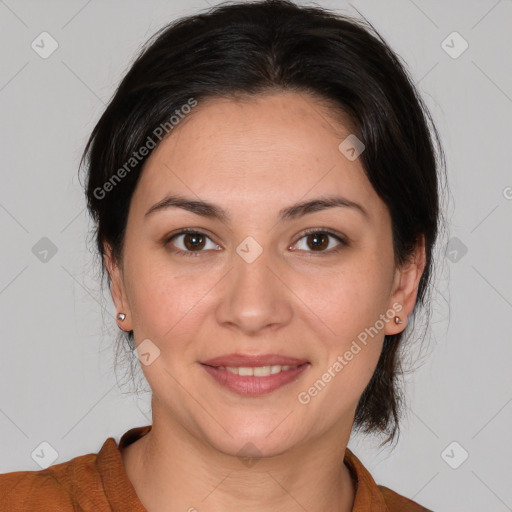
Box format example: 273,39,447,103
300,268,386,412
302,256,390,382
306,255,391,336
124,255,217,343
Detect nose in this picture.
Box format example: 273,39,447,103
215,242,293,336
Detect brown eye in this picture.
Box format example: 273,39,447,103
166,229,220,257
306,232,329,251
182,233,207,251
293,230,347,253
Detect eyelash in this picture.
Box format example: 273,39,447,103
164,227,348,258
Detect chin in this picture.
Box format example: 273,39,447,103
199,416,301,459
214,434,297,461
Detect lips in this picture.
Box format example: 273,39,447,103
201,362,310,396
201,353,309,368
200,353,311,396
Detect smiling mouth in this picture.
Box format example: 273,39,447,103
200,362,311,396
205,363,306,376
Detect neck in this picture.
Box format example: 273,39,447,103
122,412,356,512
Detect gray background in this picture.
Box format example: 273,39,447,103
1,1,511,511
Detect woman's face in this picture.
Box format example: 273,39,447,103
107,92,422,458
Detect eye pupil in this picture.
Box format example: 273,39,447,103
308,233,328,251
184,233,206,250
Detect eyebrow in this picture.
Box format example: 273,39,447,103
144,193,369,222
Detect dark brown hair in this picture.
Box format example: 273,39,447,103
80,0,447,444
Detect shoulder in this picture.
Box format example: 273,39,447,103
343,448,433,512
0,427,151,512
0,467,76,510
378,485,434,512
0,451,101,511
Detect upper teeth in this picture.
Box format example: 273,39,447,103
218,365,299,376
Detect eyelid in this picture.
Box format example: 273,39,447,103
294,227,347,243
164,227,217,244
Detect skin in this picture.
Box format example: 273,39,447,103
105,91,426,512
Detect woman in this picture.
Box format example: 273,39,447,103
0,0,446,510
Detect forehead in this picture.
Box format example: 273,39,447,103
132,92,388,224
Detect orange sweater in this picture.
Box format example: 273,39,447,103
0,425,432,511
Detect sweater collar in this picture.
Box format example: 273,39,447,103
97,424,389,512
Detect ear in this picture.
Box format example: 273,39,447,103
384,234,426,336
104,243,133,332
